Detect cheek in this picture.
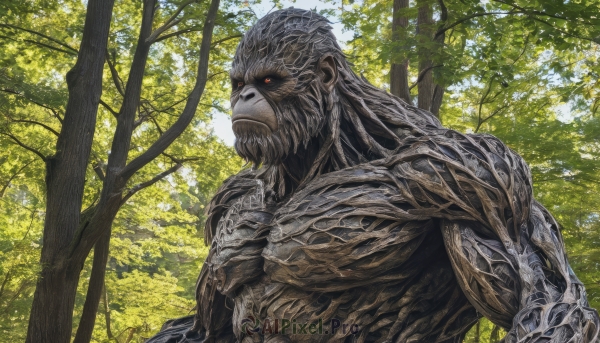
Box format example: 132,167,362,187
231,90,278,134
278,92,326,138
230,93,239,108
269,79,298,102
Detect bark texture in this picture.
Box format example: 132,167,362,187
25,0,115,341
26,0,220,340
390,0,411,103
416,0,435,112
148,8,599,343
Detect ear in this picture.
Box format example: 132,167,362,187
318,55,338,93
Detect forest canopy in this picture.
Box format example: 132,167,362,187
0,0,598,342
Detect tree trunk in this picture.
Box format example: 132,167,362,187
431,84,445,116
25,0,115,341
430,0,447,117
70,0,221,339
416,0,434,112
69,2,158,339
490,324,500,343
72,231,111,343
390,0,411,103
26,0,223,339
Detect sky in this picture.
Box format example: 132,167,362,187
210,0,353,146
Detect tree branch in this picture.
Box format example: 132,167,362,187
0,23,79,53
0,160,34,198
434,12,518,38
120,0,221,181
146,0,197,44
409,64,443,91
492,0,576,21
105,52,125,96
491,0,600,44
22,39,77,55
66,0,159,268
99,99,119,118
156,29,241,44
5,116,60,137
0,88,63,123
0,132,47,161
162,152,200,164
211,34,243,46
475,74,497,131
121,163,182,204
93,163,105,181
155,26,200,42
475,103,510,132
72,231,111,343
103,285,116,341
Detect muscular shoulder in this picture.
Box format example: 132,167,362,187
276,129,534,241
204,169,267,243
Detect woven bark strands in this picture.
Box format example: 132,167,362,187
147,8,599,343
196,129,598,342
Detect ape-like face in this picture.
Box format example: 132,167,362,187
229,12,339,167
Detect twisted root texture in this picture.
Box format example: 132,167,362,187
197,130,599,342
147,8,599,343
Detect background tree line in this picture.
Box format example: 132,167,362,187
0,0,597,342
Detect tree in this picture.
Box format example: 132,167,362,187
343,0,600,116
0,0,255,341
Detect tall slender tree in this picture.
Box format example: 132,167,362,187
3,0,224,341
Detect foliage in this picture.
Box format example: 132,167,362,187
0,0,250,340
0,0,598,342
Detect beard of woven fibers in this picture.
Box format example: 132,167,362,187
233,121,286,166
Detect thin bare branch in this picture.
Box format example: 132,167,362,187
121,163,182,204
149,115,164,134
211,34,243,46
0,160,34,198
105,52,125,96
155,27,201,42
5,116,60,137
147,0,197,44
475,103,510,132
22,39,77,55
475,74,497,131
0,88,63,123
0,23,79,53
0,132,47,161
99,99,119,118
409,64,443,91
120,0,221,181
162,151,201,164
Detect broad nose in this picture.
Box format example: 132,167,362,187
239,86,257,102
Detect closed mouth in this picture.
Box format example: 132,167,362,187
232,116,272,131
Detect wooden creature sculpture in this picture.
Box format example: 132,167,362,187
149,8,599,343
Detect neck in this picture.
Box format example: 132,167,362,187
258,135,324,199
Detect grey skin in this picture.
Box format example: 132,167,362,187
232,85,279,134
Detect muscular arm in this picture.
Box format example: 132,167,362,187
443,203,599,342
264,129,599,342
402,130,600,342
195,129,598,342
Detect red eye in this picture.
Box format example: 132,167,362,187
264,77,272,84
237,81,244,87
